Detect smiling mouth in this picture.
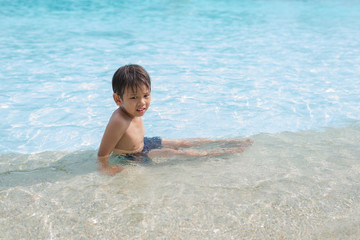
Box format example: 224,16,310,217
137,108,146,113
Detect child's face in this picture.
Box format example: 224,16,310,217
115,84,151,118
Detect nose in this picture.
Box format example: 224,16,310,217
139,97,146,105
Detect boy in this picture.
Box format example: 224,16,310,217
98,64,251,175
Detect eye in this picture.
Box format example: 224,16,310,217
130,96,137,99
144,93,150,98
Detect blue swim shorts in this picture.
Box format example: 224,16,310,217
142,136,162,154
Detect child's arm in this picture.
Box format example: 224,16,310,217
97,116,128,175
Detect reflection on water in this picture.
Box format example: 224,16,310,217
1,125,359,239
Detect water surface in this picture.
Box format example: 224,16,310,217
1,0,360,239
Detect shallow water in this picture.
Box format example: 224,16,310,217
1,0,360,239
1,125,360,239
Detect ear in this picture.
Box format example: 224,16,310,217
113,93,122,106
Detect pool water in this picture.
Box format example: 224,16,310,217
1,0,360,239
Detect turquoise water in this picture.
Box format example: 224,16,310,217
1,0,360,239
1,0,360,153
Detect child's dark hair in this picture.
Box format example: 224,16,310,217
112,64,151,99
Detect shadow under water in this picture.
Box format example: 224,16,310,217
0,150,98,188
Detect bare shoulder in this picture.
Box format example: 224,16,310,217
111,108,131,122
107,108,131,130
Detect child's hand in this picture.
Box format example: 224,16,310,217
99,165,124,176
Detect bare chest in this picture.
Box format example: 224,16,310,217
116,118,145,151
